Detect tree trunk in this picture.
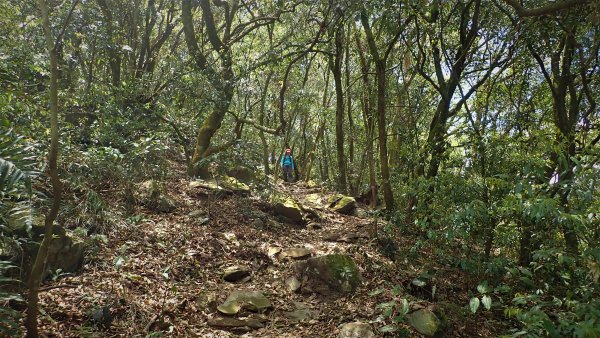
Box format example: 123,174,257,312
375,60,394,209
345,22,355,194
355,33,378,207
96,0,121,87
329,28,347,193
27,0,69,335
182,0,236,177
361,12,395,210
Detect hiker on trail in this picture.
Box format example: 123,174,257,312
280,147,295,182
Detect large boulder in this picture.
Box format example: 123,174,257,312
270,193,303,223
294,254,362,296
327,194,357,215
138,180,177,212
226,166,255,184
13,219,85,282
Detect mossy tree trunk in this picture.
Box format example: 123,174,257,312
355,33,378,208
182,0,282,177
360,11,402,210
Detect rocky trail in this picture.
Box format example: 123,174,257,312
32,170,503,337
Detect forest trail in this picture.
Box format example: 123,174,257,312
34,172,497,337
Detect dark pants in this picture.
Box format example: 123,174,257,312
282,165,294,182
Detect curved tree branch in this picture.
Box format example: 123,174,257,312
503,0,590,17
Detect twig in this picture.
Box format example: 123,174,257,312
39,283,79,292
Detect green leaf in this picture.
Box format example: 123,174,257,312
368,288,384,296
378,325,399,333
542,319,560,338
469,297,480,313
400,298,409,315
477,281,491,294
482,295,492,310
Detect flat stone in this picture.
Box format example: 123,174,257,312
284,303,317,323
223,265,251,283
324,232,369,243
267,247,282,257
220,175,251,195
207,317,264,330
339,322,375,338
279,248,312,260
217,290,272,315
188,210,207,218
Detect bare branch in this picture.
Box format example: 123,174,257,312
503,0,590,17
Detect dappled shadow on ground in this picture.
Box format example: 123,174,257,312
34,173,505,337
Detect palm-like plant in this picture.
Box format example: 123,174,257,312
0,127,39,336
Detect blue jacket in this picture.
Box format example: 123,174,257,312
281,153,294,169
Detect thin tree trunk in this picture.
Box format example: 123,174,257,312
361,12,396,210
355,33,378,207
27,0,73,335
329,28,347,193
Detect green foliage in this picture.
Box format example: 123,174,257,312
372,284,410,333
0,127,38,256
0,260,22,336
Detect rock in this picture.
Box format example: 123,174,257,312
189,179,223,191
188,210,211,224
328,194,357,215
90,306,113,329
267,246,282,257
197,292,218,312
284,302,317,323
294,254,362,296
139,180,177,212
227,166,255,184
250,219,265,228
324,232,369,243
339,322,375,338
407,309,441,337
270,193,303,223
220,175,251,195
189,176,250,196
217,290,272,315
278,248,312,260
15,220,86,282
304,193,322,205
207,317,264,331
223,265,251,283
189,209,205,217
285,276,301,293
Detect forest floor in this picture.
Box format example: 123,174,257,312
33,166,509,337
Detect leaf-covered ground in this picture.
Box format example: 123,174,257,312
33,168,509,337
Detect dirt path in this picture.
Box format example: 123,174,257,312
34,176,499,337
